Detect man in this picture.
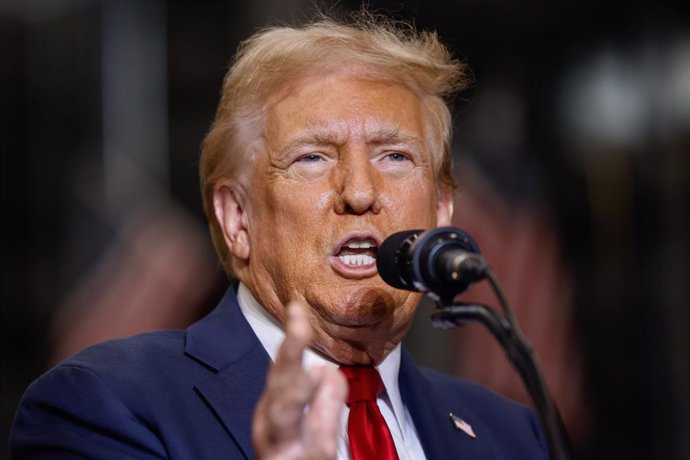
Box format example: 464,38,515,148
11,13,549,459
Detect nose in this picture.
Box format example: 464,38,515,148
333,148,382,215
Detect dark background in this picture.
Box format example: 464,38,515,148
2,1,688,459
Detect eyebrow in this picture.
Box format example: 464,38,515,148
280,129,343,153
364,126,425,149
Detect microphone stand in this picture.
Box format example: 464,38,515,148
430,268,572,460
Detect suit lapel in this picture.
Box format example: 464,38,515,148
194,347,269,459
185,288,271,459
399,350,495,460
183,290,498,459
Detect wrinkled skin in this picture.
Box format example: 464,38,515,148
213,71,453,459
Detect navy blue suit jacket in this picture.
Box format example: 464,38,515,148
11,288,549,459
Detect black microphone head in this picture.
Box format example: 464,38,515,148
376,229,423,290
410,227,482,301
377,227,483,302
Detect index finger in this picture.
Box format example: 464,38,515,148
274,301,312,370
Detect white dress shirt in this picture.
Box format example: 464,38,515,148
237,283,426,460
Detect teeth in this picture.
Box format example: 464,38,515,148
345,240,376,249
339,254,375,267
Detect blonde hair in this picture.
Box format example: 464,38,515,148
200,12,469,275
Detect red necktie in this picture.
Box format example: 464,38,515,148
340,366,399,460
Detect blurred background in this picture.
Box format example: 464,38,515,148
1,1,688,459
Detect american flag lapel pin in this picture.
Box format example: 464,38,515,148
449,413,477,439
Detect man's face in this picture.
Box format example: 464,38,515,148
226,72,452,364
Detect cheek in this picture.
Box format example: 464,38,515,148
254,183,334,251
383,176,439,224
273,187,334,230
317,190,333,210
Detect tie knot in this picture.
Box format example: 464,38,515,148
340,366,383,404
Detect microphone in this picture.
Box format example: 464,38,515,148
379,228,574,459
377,226,487,302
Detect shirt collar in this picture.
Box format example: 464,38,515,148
236,282,406,424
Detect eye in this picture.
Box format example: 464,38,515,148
375,150,415,174
385,152,409,162
380,151,413,164
296,154,325,163
289,152,332,180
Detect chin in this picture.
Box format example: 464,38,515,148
323,285,401,323
311,322,404,366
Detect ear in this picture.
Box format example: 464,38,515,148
436,189,454,227
213,180,250,261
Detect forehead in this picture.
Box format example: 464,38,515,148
263,71,428,147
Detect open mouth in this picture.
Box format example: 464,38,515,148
330,233,382,278
336,238,378,267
